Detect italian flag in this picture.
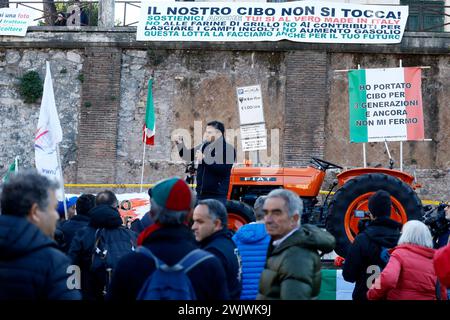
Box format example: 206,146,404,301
143,79,155,145
348,67,424,143
2,156,19,183
318,269,354,300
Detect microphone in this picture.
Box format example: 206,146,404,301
195,140,209,169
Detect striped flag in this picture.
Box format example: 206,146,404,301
318,269,354,300
142,79,155,145
348,67,424,143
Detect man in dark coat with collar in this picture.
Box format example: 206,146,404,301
192,199,242,299
0,170,81,300
343,189,402,300
175,120,236,206
68,190,136,300
108,177,229,300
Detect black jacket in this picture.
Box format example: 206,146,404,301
130,211,154,234
57,214,91,253
179,136,236,198
342,216,401,300
68,205,137,300
0,215,81,300
107,224,230,300
200,229,242,300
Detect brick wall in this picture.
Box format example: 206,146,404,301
283,51,328,166
75,47,122,183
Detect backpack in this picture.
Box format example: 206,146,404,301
136,246,214,300
90,228,135,297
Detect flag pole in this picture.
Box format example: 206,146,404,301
140,137,146,193
56,144,68,220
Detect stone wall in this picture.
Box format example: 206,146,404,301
116,49,286,186
0,30,448,200
0,48,83,182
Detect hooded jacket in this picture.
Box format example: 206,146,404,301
257,224,336,300
200,229,242,300
434,244,450,288
367,244,446,300
68,205,136,300
232,222,271,300
0,215,81,300
57,214,91,253
107,223,229,301
342,216,401,301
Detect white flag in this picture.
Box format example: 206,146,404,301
34,61,64,198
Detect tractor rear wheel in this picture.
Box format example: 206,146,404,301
226,200,255,232
326,173,423,258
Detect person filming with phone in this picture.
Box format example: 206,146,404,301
175,121,236,206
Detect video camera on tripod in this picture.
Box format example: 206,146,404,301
423,202,449,240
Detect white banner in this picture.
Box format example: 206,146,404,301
240,123,266,139
0,8,35,37
242,137,267,152
137,1,409,44
35,62,64,199
237,85,264,126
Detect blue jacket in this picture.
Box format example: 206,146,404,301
0,215,81,300
232,222,270,300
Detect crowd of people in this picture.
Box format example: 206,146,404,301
0,120,448,300
1,169,448,300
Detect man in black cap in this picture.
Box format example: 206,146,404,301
342,189,402,300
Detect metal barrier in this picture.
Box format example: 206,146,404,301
64,183,442,205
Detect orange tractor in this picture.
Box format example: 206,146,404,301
224,157,423,257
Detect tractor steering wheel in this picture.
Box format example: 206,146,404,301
311,157,343,171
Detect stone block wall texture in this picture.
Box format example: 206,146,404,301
116,49,286,186
283,51,328,167
0,47,448,200
75,47,122,184
0,49,83,182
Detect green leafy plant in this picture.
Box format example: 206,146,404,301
84,101,92,108
77,73,84,83
18,71,43,103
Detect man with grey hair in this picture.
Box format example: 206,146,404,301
108,177,229,300
232,195,270,299
192,199,242,299
0,170,81,300
257,189,335,300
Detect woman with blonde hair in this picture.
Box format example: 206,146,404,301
367,220,447,300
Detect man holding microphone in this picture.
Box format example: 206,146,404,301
175,121,236,206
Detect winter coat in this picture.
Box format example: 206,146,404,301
232,222,270,300
342,216,401,301
57,214,91,252
130,211,154,234
68,205,137,300
0,215,81,300
257,224,336,300
367,244,446,300
200,229,242,300
434,244,450,288
178,136,236,198
107,223,230,300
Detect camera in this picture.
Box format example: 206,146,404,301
185,161,197,185
423,203,449,239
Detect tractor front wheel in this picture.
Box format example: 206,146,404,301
326,173,423,258
226,200,255,232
